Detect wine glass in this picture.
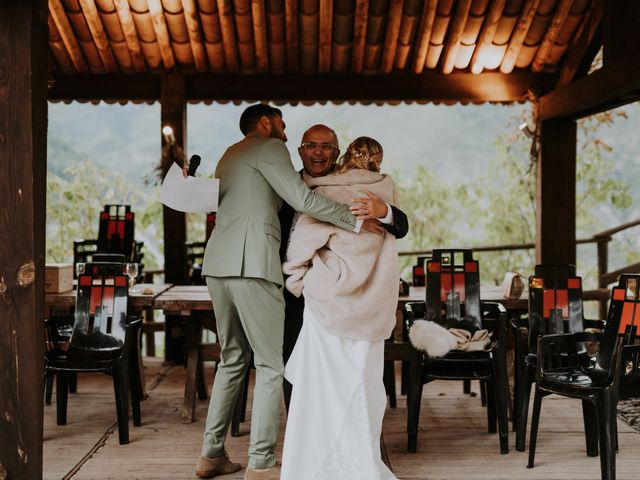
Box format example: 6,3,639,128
75,262,85,278
125,262,139,294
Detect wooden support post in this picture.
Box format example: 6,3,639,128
596,237,610,319
161,73,188,285
0,2,48,479
535,119,577,265
602,0,640,67
161,73,188,363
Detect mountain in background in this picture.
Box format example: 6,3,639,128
48,100,640,241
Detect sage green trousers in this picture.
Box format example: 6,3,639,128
201,276,285,470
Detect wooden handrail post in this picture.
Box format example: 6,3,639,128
597,237,610,319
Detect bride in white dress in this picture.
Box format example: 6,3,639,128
281,137,399,480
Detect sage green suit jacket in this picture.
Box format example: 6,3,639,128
202,134,357,286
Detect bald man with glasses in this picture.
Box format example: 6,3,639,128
279,124,409,410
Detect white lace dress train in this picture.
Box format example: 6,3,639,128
281,303,398,480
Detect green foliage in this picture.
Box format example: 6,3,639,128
473,109,632,286
187,212,207,243
472,112,538,284
395,166,478,277
397,106,634,288
46,162,162,267
576,111,632,230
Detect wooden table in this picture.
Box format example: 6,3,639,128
45,283,173,311
154,286,218,423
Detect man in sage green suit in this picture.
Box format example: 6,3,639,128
196,105,361,480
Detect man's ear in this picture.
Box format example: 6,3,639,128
259,115,271,130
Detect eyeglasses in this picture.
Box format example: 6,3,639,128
300,142,338,152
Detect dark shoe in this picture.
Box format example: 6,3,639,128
244,464,281,480
196,453,242,478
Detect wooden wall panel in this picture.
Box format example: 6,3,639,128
0,2,48,478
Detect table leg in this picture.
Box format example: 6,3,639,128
143,307,156,357
138,334,148,400
182,313,201,424
131,308,148,399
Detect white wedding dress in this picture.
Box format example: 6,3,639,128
281,302,398,480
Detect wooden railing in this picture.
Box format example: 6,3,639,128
399,219,640,317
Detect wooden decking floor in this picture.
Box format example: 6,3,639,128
44,358,640,479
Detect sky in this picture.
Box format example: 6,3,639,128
186,101,525,180
48,100,527,186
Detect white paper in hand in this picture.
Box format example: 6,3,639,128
160,162,219,213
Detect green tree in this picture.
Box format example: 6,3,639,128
46,161,162,267
475,108,632,286
396,106,633,288
395,165,476,277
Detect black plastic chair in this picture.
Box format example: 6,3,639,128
512,265,605,452
405,249,509,454
73,239,99,275
44,316,75,405
184,241,207,285
45,262,142,444
97,205,136,259
92,253,126,263
73,205,144,279
527,273,640,480
385,309,420,410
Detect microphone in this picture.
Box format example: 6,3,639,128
188,154,201,176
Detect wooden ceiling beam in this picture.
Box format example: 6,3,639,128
380,0,404,73
147,0,176,69
48,13,75,73
555,0,603,88
531,0,574,73
78,0,119,73
182,0,209,71
285,0,300,71
351,0,369,73
318,0,334,73
251,0,269,72
49,73,162,101
48,70,553,103
113,0,146,72
215,0,239,72
412,0,437,74
470,0,507,74
440,0,472,74
49,0,88,72
500,0,540,74
538,53,640,120
602,0,640,66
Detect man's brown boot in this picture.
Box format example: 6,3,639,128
243,464,281,480
195,453,242,479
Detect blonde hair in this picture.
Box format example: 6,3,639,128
336,136,383,174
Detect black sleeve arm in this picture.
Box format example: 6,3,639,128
383,205,409,239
